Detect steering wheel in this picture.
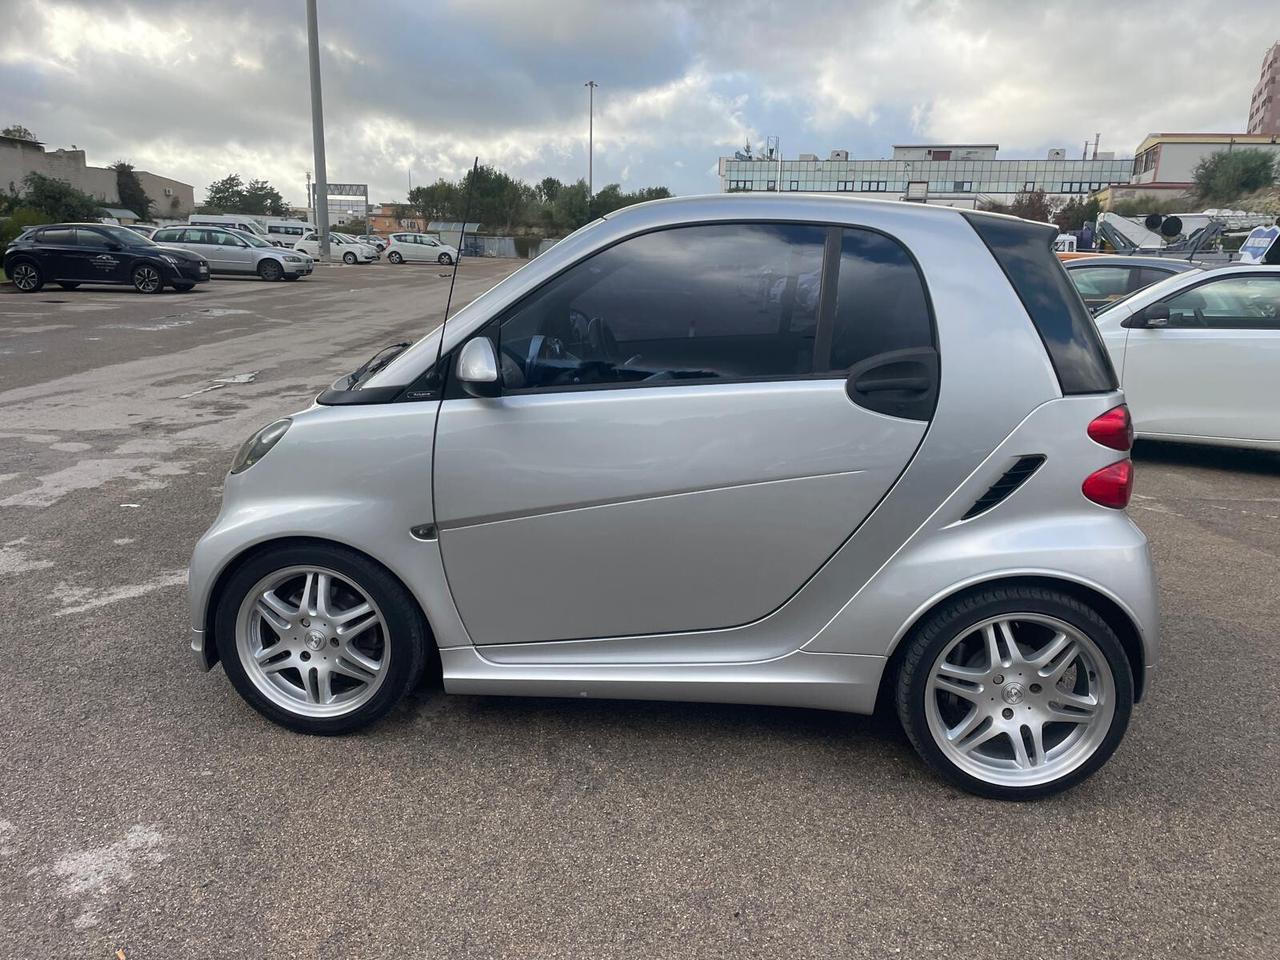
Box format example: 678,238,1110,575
525,334,567,384
1191,308,1209,327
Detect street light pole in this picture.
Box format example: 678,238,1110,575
305,0,330,261
585,80,597,212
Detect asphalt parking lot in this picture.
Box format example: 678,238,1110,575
0,259,1277,959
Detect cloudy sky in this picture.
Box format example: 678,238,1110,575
3,0,1278,207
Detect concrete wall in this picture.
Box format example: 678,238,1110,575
135,170,195,217
0,140,118,202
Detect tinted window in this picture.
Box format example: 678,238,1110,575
39,227,76,245
963,213,1118,394
497,223,825,390
74,228,111,248
1070,266,1132,299
1134,266,1178,289
1163,276,1280,330
829,228,934,371
153,228,182,243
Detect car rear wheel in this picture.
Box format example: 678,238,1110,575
58,281,81,290
258,259,283,281
10,260,43,292
131,263,163,294
388,251,403,264
895,585,1133,800
342,251,357,264
214,543,430,734
437,252,453,265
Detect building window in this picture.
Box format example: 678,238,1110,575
790,180,800,191
953,181,972,192
727,180,751,192
836,181,855,192
767,180,777,191
860,180,888,192
1023,181,1036,191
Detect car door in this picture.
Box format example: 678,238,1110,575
209,230,255,272
29,226,78,280
57,227,128,283
1120,273,1280,443
432,222,937,646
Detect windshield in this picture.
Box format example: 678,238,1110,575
102,224,155,247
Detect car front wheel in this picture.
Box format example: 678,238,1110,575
214,543,430,734
342,251,357,264
258,259,283,281
131,263,163,293
437,253,453,265
895,585,1133,800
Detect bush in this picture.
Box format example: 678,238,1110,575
0,207,48,247
1192,149,1278,202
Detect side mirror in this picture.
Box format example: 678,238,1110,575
1121,303,1170,329
456,337,501,398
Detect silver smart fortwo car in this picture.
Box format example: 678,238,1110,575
189,194,1158,799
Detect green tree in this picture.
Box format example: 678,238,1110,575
1192,149,1278,202
1007,188,1053,223
19,172,101,221
1054,196,1100,232
0,207,48,246
536,176,563,203
2,124,36,141
408,179,460,221
551,179,590,230
201,173,245,212
241,178,289,216
111,161,152,219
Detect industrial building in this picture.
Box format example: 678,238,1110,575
717,143,1134,208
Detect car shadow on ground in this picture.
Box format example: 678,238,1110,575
1133,438,1280,476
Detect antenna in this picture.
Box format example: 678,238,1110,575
432,156,479,376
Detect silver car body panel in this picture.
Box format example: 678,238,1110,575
189,194,1158,714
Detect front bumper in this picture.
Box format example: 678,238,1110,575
280,258,313,276
169,259,210,283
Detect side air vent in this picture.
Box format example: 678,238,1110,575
962,455,1046,520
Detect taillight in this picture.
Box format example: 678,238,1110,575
1088,404,1133,451
1082,460,1133,509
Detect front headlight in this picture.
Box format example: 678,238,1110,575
284,255,303,262
230,418,291,474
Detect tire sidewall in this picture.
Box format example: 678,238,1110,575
132,262,163,293
388,252,403,264
343,251,357,264
259,260,283,281
213,543,429,734
10,259,43,292
897,587,1135,800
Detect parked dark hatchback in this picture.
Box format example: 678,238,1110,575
3,222,210,294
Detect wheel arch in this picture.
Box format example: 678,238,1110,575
875,573,1148,713
200,535,440,672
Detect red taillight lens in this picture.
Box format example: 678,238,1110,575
1082,460,1133,509
1088,405,1133,451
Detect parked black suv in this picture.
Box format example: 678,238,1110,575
3,223,210,294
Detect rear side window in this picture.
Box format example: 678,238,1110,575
39,227,75,245
828,228,934,371
963,213,1118,394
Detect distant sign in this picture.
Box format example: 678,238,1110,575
1239,225,1279,264
326,183,368,197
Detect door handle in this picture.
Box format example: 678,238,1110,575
853,375,930,393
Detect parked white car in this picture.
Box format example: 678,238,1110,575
385,232,457,265
294,232,379,264
1094,264,1280,449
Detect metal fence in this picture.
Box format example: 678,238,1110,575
444,235,561,260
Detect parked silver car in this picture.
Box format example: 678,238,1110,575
189,195,1157,799
151,225,313,281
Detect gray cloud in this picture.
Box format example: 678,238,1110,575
2,0,1277,205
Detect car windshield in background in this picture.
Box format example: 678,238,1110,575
102,224,156,246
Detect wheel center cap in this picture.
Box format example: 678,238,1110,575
304,629,327,651
1002,682,1025,705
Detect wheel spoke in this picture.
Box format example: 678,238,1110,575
315,573,333,619
339,642,381,675
337,612,380,641
1036,634,1080,684
1010,729,1033,769
261,653,295,675
332,656,377,684
316,667,334,704
333,601,372,625
1047,691,1098,721
953,722,1003,756
933,675,983,701
946,706,987,744
297,572,317,617
1023,721,1047,767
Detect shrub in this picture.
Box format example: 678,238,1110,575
1192,149,1278,202
0,207,48,247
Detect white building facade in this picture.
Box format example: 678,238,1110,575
718,144,1134,208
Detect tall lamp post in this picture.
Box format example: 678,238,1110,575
305,0,330,261
585,80,598,213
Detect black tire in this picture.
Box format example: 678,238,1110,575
131,262,163,293
388,251,403,264
343,251,357,264
214,542,430,734
437,252,453,265
171,282,196,292
895,584,1134,801
258,259,284,281
58,281,81,290
9,259,43,292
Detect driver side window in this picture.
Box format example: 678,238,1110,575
1164,277,1280,329
496,222,826,391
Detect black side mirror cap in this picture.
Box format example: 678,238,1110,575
1122,303,1170,328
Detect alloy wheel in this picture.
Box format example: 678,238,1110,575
923,614,1116,788
132,265,161,293
235,566,391,718
13,263,40,291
